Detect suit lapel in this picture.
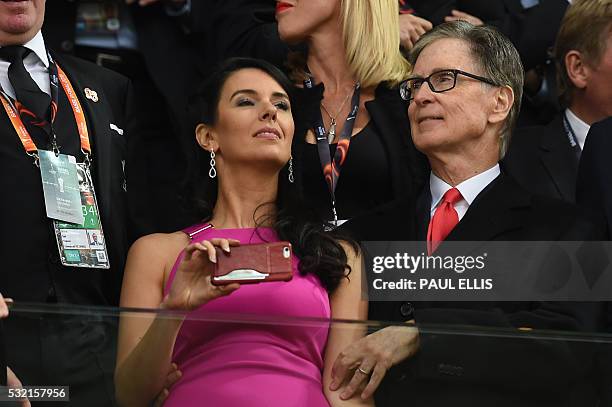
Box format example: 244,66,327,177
52,53,113,226
540,116,579,201
416,185,431,241
444,174,531,246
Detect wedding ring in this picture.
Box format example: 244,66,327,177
357,367,371,375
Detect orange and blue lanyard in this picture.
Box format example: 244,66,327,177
0,53,91,166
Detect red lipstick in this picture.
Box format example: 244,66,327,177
276,2,293,14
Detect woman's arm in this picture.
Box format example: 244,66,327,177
114,235,240,407
323,243,374,407
114,234,183,407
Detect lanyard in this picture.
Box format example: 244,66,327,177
304,77,360,223
562,112,582,161
0,55,91,166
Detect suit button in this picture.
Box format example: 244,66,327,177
400,302,414,317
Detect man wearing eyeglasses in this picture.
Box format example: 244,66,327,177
337,21,605,407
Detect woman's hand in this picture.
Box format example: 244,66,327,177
152,363,182,407
399,14,433,50
160,238,241,311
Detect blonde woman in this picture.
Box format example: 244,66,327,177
276,0,426,225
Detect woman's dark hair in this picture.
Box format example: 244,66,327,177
186,57,358,293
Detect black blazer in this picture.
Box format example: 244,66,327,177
576,117,612,406
577,117,612,234
504,115,579,203
344,172,605,406
0,53,131,306
204,0,291,70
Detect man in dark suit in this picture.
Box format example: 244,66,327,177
504,0,612,202
0,1,135,405
332,21,604,407
577,116,612,406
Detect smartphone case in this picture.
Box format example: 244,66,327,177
211,241,293,285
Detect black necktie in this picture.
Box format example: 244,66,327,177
0,45,51,122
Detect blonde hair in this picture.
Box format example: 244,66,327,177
340,0,412,87
555,0,612,107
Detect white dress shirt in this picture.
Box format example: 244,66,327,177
565,108,590,150
430,164,501,221
0,31,50,99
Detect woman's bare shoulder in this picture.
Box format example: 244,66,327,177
127,231,191,272
130,231,190,255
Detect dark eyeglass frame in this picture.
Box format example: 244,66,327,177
399,69,498,102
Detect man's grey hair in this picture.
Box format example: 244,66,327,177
408,21,524,159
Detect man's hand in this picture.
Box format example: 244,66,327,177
444,10,484,26
7,367,31,407
329,324,420,400
152,363,182,407
399,14,433,50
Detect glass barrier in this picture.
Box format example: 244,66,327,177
1,302,611,407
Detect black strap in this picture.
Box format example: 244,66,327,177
304,77,360,222
562,112,582,161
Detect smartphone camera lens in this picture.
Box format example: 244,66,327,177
283,246,291,258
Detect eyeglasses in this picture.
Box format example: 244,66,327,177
399,69,498,102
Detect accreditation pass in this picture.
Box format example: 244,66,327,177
48,157,110,269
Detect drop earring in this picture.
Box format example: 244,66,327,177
209,150,217,179
288,156,294,183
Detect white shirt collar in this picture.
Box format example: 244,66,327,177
565,108,590,150
1,30,50,68
430,164,501,211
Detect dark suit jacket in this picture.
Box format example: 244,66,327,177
576,117,612,406
504,115,579,203
409,0,567,71
577,117,612,234
204,0,291,70
1,52,131,306
344,172,605,407
57,53,131,304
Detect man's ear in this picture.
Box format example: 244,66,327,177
488,85,514,125
195,123,217,152
565,50,589,89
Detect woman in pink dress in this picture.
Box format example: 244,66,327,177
114,58,372,407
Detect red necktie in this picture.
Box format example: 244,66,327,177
427,188,463,254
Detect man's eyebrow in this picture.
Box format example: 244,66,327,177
410,67,455,78
229,89,290,101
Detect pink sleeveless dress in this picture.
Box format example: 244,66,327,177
163,225,332,407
